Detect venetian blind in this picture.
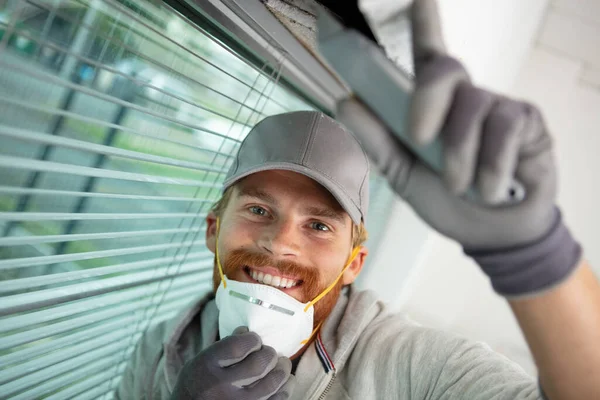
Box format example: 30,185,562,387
0,0,315,398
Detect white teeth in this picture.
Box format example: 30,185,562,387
263,274,273,285
249,269,298,288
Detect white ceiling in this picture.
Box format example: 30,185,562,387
537,0,600,89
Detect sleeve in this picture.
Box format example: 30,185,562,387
406,332,543,400
349,317,544,400
114,323,169,400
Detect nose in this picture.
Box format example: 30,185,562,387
257,218,300,258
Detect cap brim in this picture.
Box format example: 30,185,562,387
223,162,363,225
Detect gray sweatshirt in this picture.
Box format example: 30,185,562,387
115,286,543,399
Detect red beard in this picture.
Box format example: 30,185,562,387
213,248,344,328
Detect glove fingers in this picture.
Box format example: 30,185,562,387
232,326,249,335
409,55,469,145
336,98,415,195
404,162,534,248
442,83,496,194
410,0,447,64
268,373,297,400
477,98,525,204
513,105,556,224
244,357,293,400
409,0,468,146
212,328,262,367
226,345,279,387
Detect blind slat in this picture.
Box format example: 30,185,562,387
0,314,138,367
1,276,206,334
0,211,208,221
21,0,285,114
0,260,210,318
10,360,125,400
85,0,290,111
0,185,215,203
44,366,126,400
1,295,196,385
0,155,224,187
0,251,209,293
0,294,195,367
0,59,247,142
0,97,236,160
0,327,136,385
0,300,146,351
0,226,203,246
4,301,189,398
0,20,263,127
2,343,130,400
0,292,203,351
0,124,228,173
0,239,207,270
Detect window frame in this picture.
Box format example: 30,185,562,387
165,0,351,114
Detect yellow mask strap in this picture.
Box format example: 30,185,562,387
301,320,324,345
215,217,227,289
303,246,361,312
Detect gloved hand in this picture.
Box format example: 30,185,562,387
170,326,296,400
337,0,581,297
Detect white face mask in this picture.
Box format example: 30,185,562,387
215,279,315,357
214,218,360,357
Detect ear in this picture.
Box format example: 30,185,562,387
206,212,218,254
342,246,368,285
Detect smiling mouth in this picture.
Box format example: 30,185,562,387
243,266,302,289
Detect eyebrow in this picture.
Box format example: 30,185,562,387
301,206,347,225
237,187,278,205
237,186,347,225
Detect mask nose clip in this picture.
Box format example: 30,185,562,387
228,289,296,316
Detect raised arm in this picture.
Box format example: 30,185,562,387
336,0,600,398
509,260,600,399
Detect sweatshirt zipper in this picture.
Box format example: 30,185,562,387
317,372,336,400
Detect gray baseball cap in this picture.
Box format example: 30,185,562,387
223,111,370,224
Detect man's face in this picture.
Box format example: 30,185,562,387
205,170,367,328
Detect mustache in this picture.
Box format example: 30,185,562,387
222,249,320,298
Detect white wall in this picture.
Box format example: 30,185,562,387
361,0,600,377
436,0,549,93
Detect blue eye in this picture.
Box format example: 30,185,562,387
249,206,268,216
311,222,330,232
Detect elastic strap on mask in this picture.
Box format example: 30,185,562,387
301,320,324,345
303,246,361,312
215,217,227,289
299,247,361,345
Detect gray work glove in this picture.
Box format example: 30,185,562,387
170,326,295,400
337,0,581,297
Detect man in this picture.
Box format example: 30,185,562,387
116,1,600,399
